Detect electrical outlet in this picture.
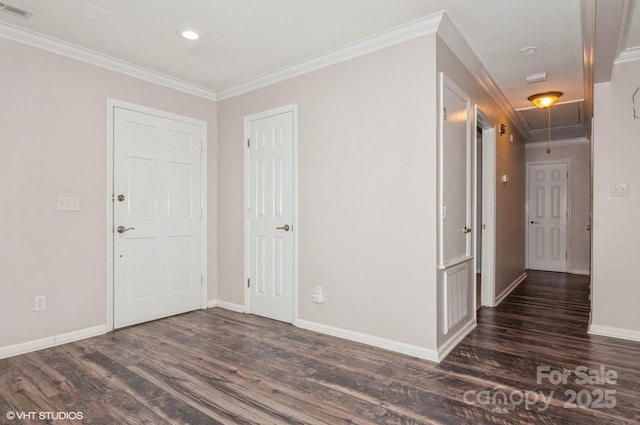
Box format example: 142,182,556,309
35,295,46,311
312,286,324,304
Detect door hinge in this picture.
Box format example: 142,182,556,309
247,278,251,288
565,252,568,259
201,275,204,286
443,107,447,121
247,138,250,148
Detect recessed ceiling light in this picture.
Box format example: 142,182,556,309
518,46,538,55
180,29,200,40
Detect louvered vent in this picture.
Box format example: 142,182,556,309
0,2,33,19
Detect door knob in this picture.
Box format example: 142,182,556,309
276,224,291,231
116,226,135,233
463,226,471,233
530,221,540,224
117,194,125,202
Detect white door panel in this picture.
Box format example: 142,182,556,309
247,109,295,323
439,73,473,335
440,75,472,266
528,162,568,272
114,107,203,328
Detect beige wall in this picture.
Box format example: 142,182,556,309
436,36,527,306
0,39,217,349
592,59,640,337
217,35,440,350
526,142,591,274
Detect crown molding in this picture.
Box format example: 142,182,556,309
216,12,444,101
436,13,529,139
615,46,640,64
0,21,217,101
525,137,589,149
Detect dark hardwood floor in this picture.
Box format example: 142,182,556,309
2,271,640,424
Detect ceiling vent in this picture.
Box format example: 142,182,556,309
0,2,33,19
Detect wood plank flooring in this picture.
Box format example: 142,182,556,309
1,271,640,424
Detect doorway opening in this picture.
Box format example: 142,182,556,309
476,126,482,310
474,106,496,309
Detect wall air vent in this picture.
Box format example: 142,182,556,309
0,2,33,19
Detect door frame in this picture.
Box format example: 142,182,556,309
525,159,572,272
105,99,208,331
474,106,497,307
243,104,298,324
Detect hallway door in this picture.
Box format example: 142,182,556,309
527,162,568,272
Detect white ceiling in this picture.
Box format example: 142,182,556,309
0,0,637,140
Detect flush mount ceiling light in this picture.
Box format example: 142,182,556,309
528,91,563,109
180,29,200,40
528,91,563,154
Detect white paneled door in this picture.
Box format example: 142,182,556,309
113,107,204,328
246,107,296,323
528,162,568,272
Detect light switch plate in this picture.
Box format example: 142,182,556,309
57,196,81,211
610,183,629,197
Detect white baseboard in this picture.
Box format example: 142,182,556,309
570,269,590,276
0,324,109,360
494,273,527,306
208,300,246,313
296,319,439,363
588,324,640,342
437,318,476,362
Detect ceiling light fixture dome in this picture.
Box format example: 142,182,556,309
180,29,200,40
528,91,563,109
528,91,563,154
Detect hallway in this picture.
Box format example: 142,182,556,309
445,270,640,423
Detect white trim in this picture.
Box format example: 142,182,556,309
243,104,298,324
589,324,640,342
296,320,439,363
0,22,216,101
515,99,586,112
616,46,640,64
217,13,443,100
437,319,476,362
0,325,108,360
525,138,590,150
570,269,591,276
208,300,246,313
439,256,473,270
494,273,527,306
106,99,208,331
475,107,497,308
